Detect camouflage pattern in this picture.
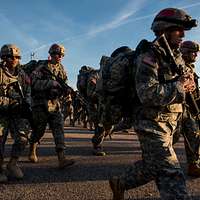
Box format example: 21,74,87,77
29,60,67,151
0,63,31,159
119,39,190,199
61,93,74,125
0,44,21,58
91,94,119,148
93,47,135,150
71,92,88,127
48,44,65,56
86,70,99,128
172,56,200,166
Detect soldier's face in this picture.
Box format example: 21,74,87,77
5,55,20,68
166,27,185,49
183,51,198,63
50,53,64,64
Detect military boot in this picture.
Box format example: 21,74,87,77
0,158,7,183
109,176,125,200
7,157,23,179
187,163,200,177
93,146,106,156
57,150,75,169
28,143,38,163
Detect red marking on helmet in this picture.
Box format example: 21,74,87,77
158,9,175,17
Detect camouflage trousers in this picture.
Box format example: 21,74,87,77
0,115,29,159
61,102,74,125
120,119,190,200
92,95,124,147
29,106,65,151
173,112,200,165
86,102,98,127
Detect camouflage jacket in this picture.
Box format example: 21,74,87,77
86,70,99,103
135,40,186,126
30,60,67,111
0,63,31,113
184,63,200,116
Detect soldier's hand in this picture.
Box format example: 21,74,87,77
177,73,196,93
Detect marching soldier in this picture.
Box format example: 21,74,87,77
28,44,74,169
175,40,200,177
0,44,31,182
109,8,197,200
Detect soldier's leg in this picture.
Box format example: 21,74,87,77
0,119,9,182
91,101,110,156
182,115,200,177
49,111,74,169
110,129,190,200
7,118,29,179
92,123,105,155
69,105,74,126
28,107,48,163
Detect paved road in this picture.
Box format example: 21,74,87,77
0,126,200,200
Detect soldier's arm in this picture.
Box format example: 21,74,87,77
31,69,58,92
135,51,185,107
18,69,31,105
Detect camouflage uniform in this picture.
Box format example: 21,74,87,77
61,93,74,126
0,44,31,182
28,44,74,168
71,92,84,126
173,41,200,176
77,66,99,129
92,47,133,155
86,69,99,129
109,8,197,200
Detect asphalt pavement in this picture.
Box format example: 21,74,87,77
0,125,200,200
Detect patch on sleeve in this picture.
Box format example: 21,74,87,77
142,56,156,67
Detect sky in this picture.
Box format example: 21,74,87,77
1,0,200,88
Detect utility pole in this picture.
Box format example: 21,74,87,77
30,52,35,60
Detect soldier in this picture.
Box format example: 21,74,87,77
86,69,99,130
92,46,132,156
28,44,74,169
109,8,197,200
60,93,74,126
175,40,200,177
0,44,31,182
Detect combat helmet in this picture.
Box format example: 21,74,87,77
151,8,197,32
0,44,21,58
48,44,65,56
180,41,200,53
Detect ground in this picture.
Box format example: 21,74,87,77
1,124,200,200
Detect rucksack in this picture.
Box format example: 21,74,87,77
86,69,99,102
77,65,95,97
96,40,151,122
22,60,38,76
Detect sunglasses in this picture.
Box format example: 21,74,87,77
51,53,64,58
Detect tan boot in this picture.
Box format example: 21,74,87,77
109,176,125,200
57,150,75,169
7,157,23,179
188,163,200,177
28,143,38,163
0,158,7,183
92,146,106,156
